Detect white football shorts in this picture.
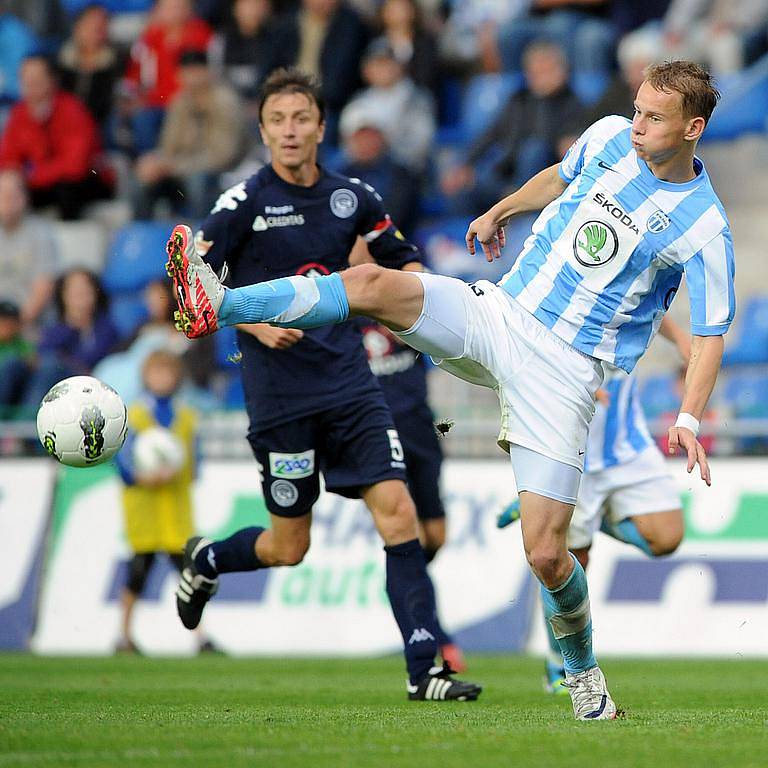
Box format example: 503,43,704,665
568,444,683,549
395,273,604,503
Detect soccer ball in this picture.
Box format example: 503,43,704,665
132,426,185,476
37,376,127,467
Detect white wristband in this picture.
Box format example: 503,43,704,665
674,412,700,436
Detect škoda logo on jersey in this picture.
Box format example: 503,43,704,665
574,220,619,267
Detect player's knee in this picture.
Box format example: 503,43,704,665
373,492,419,544
648,527,683,557
526,545,569,587
273,539,310,566
343,263,388,314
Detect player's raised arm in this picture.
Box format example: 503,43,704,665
466,163,567,262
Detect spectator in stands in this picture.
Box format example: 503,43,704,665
208,0,293,120
57,4,124,126
377,0,440,95
0,9,39,109
440,40,581,214
440,0,529,75
120,0,213,154
0,169,59,325
555,32,656,157
23,268,118,409
619,0,768,76
339,37,434,172
5,0,68,50
498,0,615,75
338,106,420,236
284,0,371,143
0,55,114,220
0,299,34,419
132,49,245,219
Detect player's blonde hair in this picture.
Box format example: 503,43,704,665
644,60,720,124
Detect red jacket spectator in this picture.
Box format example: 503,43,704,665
0,90,108,190
124,17,213,108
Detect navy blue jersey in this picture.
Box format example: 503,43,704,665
360,320,428,418
197,165,421,429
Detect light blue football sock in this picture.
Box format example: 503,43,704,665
540,554,596,675
600,516,654,556
219,272,349,329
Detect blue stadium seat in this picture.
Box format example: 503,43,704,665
102,221,174,294
571,71,609,105
222,372,245,410
62,0,153,15
702,54,768,142
109,292,148,339
436,73,523,146
723,371,768,417
215,326,241,368
722,296,768,366
638,373,679,420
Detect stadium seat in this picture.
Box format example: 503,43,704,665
722,370,768,417
571,71,609,106
436,73,523,147
109,292,148,339
702,54,768,142
214,326,241,368
638,373,679,420
55,221,107,274
722,296,768,366
102,221,174,294
62,0,152,14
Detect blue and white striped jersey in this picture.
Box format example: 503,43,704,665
584,366,654,472
499,115,736,372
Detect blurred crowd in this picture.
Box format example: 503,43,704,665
1,0,767,428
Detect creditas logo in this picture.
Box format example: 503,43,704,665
252,213,306,231
574,220,619,267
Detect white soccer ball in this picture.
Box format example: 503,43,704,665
37,376,127,468
132,426,185,476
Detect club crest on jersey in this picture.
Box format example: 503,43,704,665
647,209,671,234
574,220,619,268
330,188,358,218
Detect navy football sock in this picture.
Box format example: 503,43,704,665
194,527,265,579
219,273,349,328
385,539,440,684
422,560,452,647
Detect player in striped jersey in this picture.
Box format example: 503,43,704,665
499,315,690,693
171,61,733,720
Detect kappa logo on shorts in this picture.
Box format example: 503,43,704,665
269,450,315,479
330,188,358,219
270,479,299,507
574,220,619,268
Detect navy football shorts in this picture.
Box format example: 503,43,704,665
248,396,408,517
394,404,445,521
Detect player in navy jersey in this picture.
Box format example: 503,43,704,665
169,61,733,719
168,68,480,702
360,316,466,672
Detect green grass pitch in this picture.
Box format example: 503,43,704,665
1,655,766,768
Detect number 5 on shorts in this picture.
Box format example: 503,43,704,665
387,429,404,462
